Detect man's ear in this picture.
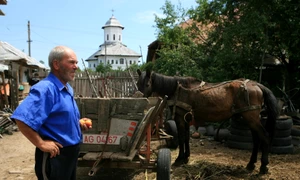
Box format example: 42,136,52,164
53,60,59,70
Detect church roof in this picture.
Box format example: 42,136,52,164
102,15,124,29
86,42,141,61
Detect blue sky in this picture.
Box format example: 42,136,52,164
0,0,197,69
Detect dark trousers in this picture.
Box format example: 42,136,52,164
35,144,80,180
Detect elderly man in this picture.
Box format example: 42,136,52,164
12,46,91,180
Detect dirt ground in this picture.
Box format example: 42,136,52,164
1,130,300,180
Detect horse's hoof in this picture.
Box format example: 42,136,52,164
259,166,269,174
184,157,189,164
173,159,185,166
246,163,255,171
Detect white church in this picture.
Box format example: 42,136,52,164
86,15,141,70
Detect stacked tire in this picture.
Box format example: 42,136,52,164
226,116,294,154
271,116,294,154
226,118,253,151
291,124,300,153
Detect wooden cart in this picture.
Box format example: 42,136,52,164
75,96,171,179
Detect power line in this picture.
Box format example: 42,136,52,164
31,24,101,36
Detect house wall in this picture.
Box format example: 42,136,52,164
88,56,139,71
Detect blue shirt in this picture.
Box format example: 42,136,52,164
11,72,82,147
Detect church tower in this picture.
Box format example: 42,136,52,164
86,15,141,71
102,15,124,44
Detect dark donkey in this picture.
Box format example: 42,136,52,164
136,69,279,174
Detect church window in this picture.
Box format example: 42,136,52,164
111,60,114,64
116,60,118,64
107,34,109,40
120,58,124,64
129,60,132,64
113,34,115,40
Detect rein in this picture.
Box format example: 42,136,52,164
191,80,233,91
88,105,115,176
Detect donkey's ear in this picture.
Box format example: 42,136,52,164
137,69,142,76
146,69,151,78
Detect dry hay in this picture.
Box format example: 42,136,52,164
171,161,263,180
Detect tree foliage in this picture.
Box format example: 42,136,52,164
153,0,204,79
95,63,112,73
190,0,300,86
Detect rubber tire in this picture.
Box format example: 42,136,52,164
157,148,171,180
228,133,253,143
230,119,250,130
271,144,294,154
226,140,253,151
214,128,230,142
164,120,179,149
272,136,292,146
229,127,252,137
275,118,293,130
274,129,291,138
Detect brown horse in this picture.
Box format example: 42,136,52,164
136,69,279,174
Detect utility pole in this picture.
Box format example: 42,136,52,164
104,41,107,65
139,45,144,64
27,20,32,56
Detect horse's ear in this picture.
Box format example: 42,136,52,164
137,69,141,76
146,69,151,78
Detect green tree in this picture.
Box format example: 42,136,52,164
125,63,140,72
189,0,300,91
153,0,204,79
95,63,112,73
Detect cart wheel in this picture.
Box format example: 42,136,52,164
157,148,171,180
164,120,178,149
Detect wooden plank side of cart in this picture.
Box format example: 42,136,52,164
75,97,165,169
126,96,168,156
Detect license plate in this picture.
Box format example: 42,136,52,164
82,134,123,145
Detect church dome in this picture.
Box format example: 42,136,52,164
102,15,124,29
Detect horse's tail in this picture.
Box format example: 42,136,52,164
257,83,280,139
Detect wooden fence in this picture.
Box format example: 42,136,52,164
69,71,139,98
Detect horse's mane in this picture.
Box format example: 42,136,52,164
174,76,201,87
151,72,202,97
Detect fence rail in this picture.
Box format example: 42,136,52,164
70,71,138,98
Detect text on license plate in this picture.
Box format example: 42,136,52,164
82,134,123,145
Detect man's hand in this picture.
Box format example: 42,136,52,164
79,118,92,131
39,140,63,158
15,120,63,158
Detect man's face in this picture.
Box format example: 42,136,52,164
55,49,78,84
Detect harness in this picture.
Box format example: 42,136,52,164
170,79,262,122
169,84,193,122
231,79,261,114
